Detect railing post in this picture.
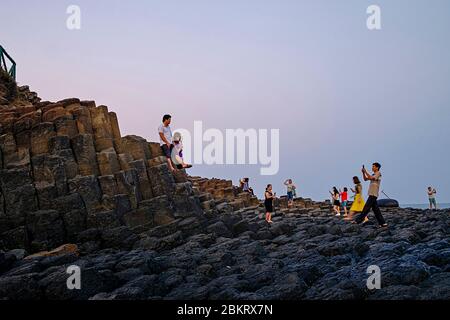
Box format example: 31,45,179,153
0,48,5,72
10,64,16,80
0,46,4,72
0,45,17,80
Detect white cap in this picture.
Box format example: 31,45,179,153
173,132,182,142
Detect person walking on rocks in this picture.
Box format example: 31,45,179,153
345,176,367,222
284,179,296,207
427,187,438,210
353,163,388,228
330,187,341,216
158,114,176,172
340,187,349,217
265,184,276,223
171,132,192,170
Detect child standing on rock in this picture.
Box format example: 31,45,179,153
340,187,349,217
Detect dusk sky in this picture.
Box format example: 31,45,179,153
1,0,449,204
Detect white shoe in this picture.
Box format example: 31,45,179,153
335,213,341,217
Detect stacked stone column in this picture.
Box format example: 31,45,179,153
1,96,203,253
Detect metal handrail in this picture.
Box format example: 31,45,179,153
0,45,16,80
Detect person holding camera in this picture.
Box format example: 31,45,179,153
284,179,296,207
353,163,388,228
427,187,438,210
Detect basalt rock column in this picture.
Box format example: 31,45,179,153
0,75,206,253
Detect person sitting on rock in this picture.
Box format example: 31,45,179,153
240,178,254,196
427,186,438,210
284,179,296,207
158,114,176,172
171,132,192,170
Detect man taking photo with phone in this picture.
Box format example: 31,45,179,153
353,162,388,228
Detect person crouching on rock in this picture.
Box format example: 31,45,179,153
329,187,341,216
158,114,176,172
352,163,388,228
265,184,276,223
240,178,255,196
345,176,368,222
171,132,192,170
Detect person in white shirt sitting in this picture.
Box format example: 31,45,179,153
171,132,192,170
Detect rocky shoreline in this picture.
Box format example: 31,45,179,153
1,204,449,300
1,73,450,300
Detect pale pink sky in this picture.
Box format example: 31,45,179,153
2,0,450,203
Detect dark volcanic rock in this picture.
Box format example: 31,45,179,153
0,274,42,300
1,205,450,300
2,76,450,300
0,251,17,274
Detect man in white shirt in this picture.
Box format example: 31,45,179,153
158,114,175,172
353,162,388,228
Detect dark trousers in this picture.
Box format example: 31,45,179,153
355,195,386,225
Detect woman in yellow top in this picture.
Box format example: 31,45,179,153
345,176,368,222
